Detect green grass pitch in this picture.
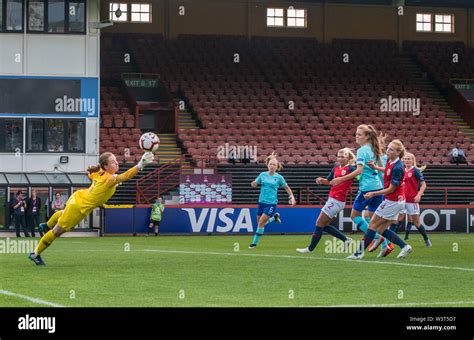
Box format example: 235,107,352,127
1,234,473,307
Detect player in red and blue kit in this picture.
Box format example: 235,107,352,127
296,148,355,254
402,152,431,246
347,140,413,259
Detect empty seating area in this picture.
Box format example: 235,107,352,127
104,34,472,165
100,35,141,163
404,40,474,88
99,128,143,163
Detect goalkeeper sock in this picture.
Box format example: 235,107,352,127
34,230,57,256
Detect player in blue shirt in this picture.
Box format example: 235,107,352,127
329,124,389,256
249,152,296,249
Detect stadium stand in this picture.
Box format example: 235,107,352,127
404,40,474,89
108,34,471,165
100,34,474,204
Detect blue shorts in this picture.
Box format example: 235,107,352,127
353,190,384,212
257,203,277,217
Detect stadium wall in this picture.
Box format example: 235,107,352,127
102,1,474,47
104,205,474,234
0,0,101,172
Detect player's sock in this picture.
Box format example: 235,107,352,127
353,216,368,233
47,210,63,229
323,225,347,242
308,226,324,251
252,227,264,245
34,230,57,256
265,217,275,225
417,225,429,241
389,223,399,232
355,229,376,255
382,229,407,249
405,222,412,239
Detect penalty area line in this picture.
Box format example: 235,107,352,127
0,289,65,307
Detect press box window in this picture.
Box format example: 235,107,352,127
416,13,432,32
287,8,306,28
266,8,283,27
435,15,454,33
28,0,44,31
131,3,150,23
109,3,127,22
2,0,24,31
26,119,85,153
68,1,85,32
0,118,23,153
27,0,85,33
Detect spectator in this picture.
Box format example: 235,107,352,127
147,197,165,236
50,192,65,216
10,190,29,237
26,190,43,238
448,143,468,165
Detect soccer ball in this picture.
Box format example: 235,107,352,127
139,132,160,153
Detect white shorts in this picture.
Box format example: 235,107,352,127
405,202,420,216
375,199,406,221
321,197,345,219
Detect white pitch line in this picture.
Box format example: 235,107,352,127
142,248,474,273
0,289,65,307
324,301,474,307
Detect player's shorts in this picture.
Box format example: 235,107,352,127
57,193,88,231
257,202,277,217
352,190,384,212
404,202,420,216
321,197,345,219
375,199,406,221
149,219,161,227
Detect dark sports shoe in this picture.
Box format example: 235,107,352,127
425,239,432,247
274,213,282,224
38,223,48,233
248,244,257,249
28,252,46,266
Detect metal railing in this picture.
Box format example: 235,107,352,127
136,155,183,204
135,154,220,204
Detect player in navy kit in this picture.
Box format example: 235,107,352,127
347,140,413,259
296,148,355,254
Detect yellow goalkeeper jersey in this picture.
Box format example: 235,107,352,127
73,166,139,214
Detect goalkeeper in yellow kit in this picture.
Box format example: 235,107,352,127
28,151,155,265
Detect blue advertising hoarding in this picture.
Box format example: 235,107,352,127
104,205,474,234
